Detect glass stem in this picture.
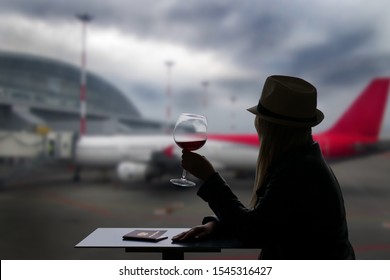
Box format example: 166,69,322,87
181,169,187,180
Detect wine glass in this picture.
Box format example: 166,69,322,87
170,113,207,187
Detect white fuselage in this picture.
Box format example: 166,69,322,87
74,77,390,181
76,135,171,165
75,134,258,171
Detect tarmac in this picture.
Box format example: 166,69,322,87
0,152,390,260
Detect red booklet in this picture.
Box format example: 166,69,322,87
122,230,168,242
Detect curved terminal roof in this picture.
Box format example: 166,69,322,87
0,51,164,134
0,51,140,118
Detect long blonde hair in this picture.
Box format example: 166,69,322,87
249,116,313,207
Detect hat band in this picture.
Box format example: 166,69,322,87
257,103,317,123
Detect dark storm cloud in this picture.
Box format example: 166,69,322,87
319,55,390,89
0,0,83,21
289,28,376,83
1,0,390,133
0,0,289,67
2,1,389,100
151,1,292,70
165,1,287,48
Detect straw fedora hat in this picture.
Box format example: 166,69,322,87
247,75,324,127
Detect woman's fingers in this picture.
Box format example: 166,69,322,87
181,150,215,181
172,231,187,240
172,226,205,242
172,230,194,241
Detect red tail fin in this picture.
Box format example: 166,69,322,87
327,78,389,140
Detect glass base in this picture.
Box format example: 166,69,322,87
170,178,196,187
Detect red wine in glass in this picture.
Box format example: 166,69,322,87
175,139,206,151
170,113,207,187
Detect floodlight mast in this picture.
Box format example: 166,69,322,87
165,60,175,132
76,13,92,136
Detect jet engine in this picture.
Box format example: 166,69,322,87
116,162,148,181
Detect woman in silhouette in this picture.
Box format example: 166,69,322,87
172,75,355,259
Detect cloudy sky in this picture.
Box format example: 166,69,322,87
1,0,390,135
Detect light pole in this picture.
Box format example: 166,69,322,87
165,60,175,132
231,95,237,132
201,81,209,110
76,13,92,136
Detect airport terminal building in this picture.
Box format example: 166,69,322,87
0,51,163,135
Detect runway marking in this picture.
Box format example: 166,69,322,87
383,222,390,229
43,192,114,218
154,201,184,216
41,191,171,222
354,244,390,253
381,151,390,157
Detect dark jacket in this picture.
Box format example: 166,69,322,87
197,142,355,259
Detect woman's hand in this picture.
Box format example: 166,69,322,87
181,150,215,181
172,221,217,242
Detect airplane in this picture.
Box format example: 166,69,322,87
74,77,390,182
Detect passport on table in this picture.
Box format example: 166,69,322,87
122,230,168,242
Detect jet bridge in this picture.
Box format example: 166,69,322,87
0,130,75,160
0,129,76,187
